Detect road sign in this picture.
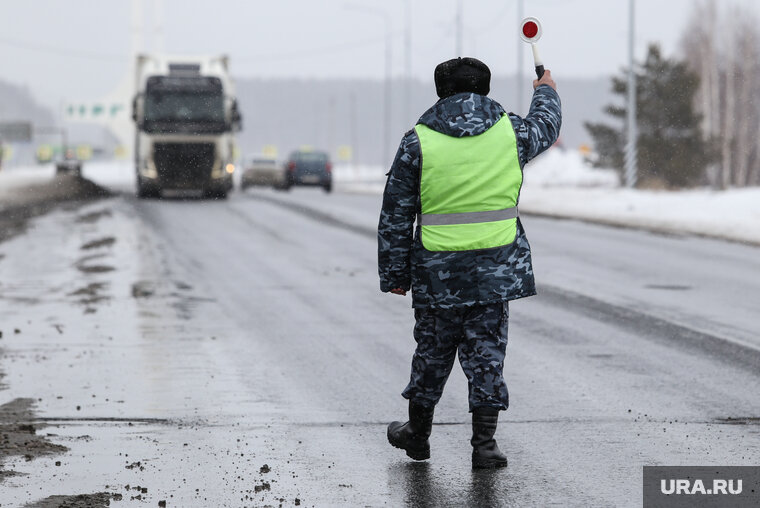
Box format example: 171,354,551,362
37,144,54,163
0,122,33,142
337,145,353,162
520,17,545,78
76,144,93,161
65,103,126,120
262,145,278,158
1,145,13,162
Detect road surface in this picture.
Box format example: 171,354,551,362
0,179,758,507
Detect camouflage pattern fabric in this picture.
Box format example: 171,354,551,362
402,301,510,411
378,86,562,309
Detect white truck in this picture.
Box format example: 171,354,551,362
131,54,242,198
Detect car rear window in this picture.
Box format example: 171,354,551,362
294,152,328,162
252,158,276,164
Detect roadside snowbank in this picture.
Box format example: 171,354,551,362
339,149,760,246
519,185,760,245
0,164,56,204
519,150,760,245
4,154,757,245
523,149,619,188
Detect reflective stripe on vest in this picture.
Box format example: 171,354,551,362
417,206,518,226
415,115,522,252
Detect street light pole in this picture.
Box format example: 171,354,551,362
343,4,392,169
625,0,638,188
456,0,463,55
516,0,524,108
384,15,392,169
404,0,412,126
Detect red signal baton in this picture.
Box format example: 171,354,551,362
520,17,544,78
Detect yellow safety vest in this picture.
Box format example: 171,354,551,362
415,115,522,251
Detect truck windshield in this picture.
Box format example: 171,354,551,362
145,91,224,123
143,76,226,133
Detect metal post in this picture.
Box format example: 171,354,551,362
384,16,392,169
456,0,463,55
516,0,524,108
404,0,412,125
154,0,164,52
624,0,638,188
343,4,392,168
328,96,335,160
350,92,358,168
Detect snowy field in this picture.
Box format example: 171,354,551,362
338,149,760,246
519,150,760,245
2,150,758,245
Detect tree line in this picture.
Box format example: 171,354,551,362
586,0,760,189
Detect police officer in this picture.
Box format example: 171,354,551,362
378,57,561,468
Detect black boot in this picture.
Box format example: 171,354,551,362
471,407,508,469
387,401,434,460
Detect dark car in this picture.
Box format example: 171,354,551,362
284,150,332,193
55,149,82,177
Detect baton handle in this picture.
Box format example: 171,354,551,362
531,44,544,79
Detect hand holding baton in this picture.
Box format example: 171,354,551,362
520,17,544,78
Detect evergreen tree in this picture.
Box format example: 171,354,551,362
585,44,711,188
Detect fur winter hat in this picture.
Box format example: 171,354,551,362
434,57,491,98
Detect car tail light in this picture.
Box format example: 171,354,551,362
288,161,296,171
326,162,332,174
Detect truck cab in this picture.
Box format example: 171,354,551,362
132,56,241,199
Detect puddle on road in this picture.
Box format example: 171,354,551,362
714,417,760,425
75,209,112,225
80,237,116,251
644,284,693,291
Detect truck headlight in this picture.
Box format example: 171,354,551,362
140,160,158,179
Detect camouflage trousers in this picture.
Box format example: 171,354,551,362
402,301,509,411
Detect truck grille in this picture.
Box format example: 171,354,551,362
153,143,215,189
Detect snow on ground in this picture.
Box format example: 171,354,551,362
519,183,760,245
0,164,56,204
522,148,619,188
519,150,760,245
337,149,760,246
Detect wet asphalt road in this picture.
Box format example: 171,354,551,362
1,183,759,506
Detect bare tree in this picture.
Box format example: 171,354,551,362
680,0,760,188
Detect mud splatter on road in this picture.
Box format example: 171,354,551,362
0,175,111,246
23,492,121,508
0,398,68,480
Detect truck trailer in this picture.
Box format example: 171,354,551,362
132,54,242,198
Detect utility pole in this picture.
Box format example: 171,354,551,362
516,0,524,108
343,4,392,168
404,0,412,125
328,96,336,160
154,0,164,52
350,92,358,169
384,17,392,169
456,0,463,55
624,0,638,188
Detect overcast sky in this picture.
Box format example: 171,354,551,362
2,0,759,109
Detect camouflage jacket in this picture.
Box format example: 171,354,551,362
377,86,562,309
